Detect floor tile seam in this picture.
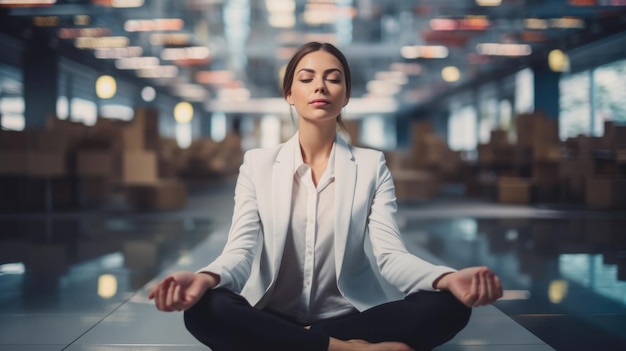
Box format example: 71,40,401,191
514,312,626,317
450,342,555,345
58,290,142,351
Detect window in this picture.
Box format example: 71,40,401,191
560,70,591,140
211,112,227,142
448,105,477,151
594,59,626,128
361,115,396,150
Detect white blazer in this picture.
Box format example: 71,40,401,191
200,133,454,312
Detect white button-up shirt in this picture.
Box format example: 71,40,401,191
266,140,357,324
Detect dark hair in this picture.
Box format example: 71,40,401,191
282,42,351,127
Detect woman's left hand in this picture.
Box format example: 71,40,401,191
435,266,503,307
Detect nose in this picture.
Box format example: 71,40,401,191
314,77,326,93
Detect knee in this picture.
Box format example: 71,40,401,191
404,291,472,346
183,288,237,334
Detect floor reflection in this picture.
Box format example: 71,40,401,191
0,217,214,314
404,217,626,350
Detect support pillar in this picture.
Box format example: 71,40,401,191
533,67,560,120
23,38,59,129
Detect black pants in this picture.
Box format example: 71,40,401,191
184,288,471,351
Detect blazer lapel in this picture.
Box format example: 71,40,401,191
334,135,356,280
270,133,297,278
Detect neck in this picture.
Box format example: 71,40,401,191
298,120,336,165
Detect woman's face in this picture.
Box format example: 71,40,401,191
286,50,349,124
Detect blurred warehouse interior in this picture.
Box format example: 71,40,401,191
1,2,626,351
0,0,625,211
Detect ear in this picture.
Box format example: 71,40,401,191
286,93,294,105
343,96,350,107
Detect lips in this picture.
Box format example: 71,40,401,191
310,99,330,106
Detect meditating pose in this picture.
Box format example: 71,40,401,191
149,41,503,351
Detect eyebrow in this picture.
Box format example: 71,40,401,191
296,68,343,75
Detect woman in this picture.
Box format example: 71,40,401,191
149,42,503,351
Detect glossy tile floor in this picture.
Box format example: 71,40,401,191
1,180,625,351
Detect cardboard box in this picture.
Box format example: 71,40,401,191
0,150,28,175
585,178,626,209
121,151,158,184
124,180,187,210
391,170,438,200
498,177,531,204
27,152,67,177
532,161,560,185
133,106,160,151
0,130,28,150
77,150,115,177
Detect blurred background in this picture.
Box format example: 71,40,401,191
1,1,626,351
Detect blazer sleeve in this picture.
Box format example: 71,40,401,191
197,151,261,292
367,152,455,294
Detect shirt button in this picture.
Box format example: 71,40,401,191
305,280,311,286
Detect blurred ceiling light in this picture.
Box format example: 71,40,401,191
548,49,570,72
303,4,337,25
302,3,355,25
115,56,159,70
476,43,532,56
174,101,194,124
265,0,295,13
366,80,400,96
217,87,251,102
33,16,59,26
149,33,190,46
441,66,460,82
59,27,110,39
173,84,207,102
430,16,490,31
75,36,129,49
476,0,501,6
266,0,295,28
95,46,143,59
401,45,449,59
111,0,144,8
269,14,296,28
195,70,235,85
525,18,549,30
137,65,178,78
0,263,25,274
161,47,211,61
0,0,56,6
551,17,585,29
548,279,568,304
124,18,184,32
100,105,134,120
97,274,117,299
390,62,423,75
95,75,116,99
375,71,408,85
141,86,156,102
74,15,90,25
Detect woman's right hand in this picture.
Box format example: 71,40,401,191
148,271,219,312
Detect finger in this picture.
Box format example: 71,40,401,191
166,279,177,310
480,270,495,305
466,272,480,307
172,283,183,310
473,271,486,306
149,276,173,300
493,275,503,300
158,280,174,311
